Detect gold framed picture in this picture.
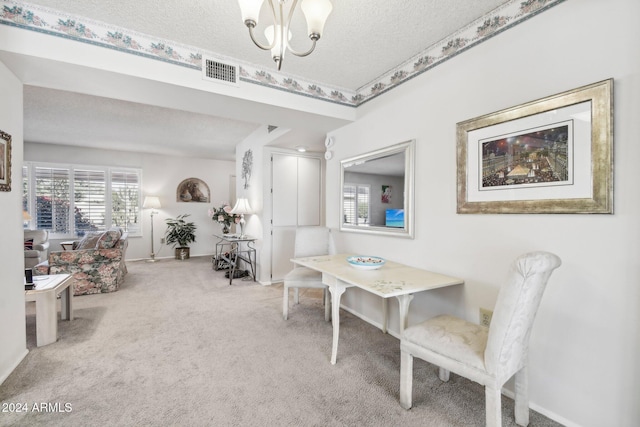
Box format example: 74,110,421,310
456,79,613,214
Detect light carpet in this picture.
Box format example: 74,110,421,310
1,256,563,427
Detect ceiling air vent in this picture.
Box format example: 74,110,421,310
202,56,239,87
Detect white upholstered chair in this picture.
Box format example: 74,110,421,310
283,227,335,321
24,229,50,269
400,251,561,427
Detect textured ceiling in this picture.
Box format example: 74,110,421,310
13,0,515,159
26,0,509,90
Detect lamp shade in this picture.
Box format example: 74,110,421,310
143,196,161,209
238,0,264,24
230,198,252,215
301,0,333,37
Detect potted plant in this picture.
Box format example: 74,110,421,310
164,214,197,260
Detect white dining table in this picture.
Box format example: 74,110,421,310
291,253,464,364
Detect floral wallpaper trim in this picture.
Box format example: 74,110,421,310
1,0,564,108
355,0,566,105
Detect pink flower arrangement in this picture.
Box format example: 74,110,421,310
208,202,239,227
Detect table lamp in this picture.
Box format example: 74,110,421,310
230,198,252,238
143,196,161,262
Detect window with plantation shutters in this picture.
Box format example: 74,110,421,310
343,184,356,224
111,170,141,235
23,163,142,238
343,184,370,225
74,169,106,233
22,166,28,214
34,166,71,234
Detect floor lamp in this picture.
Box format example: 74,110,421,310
143,196,161,262
231,198,252,238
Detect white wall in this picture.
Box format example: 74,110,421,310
24,143,235,260
234,126,275,283
234,126,304,284
0,62,27,384
326,0,640,426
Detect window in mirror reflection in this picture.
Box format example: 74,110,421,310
343,184,370,225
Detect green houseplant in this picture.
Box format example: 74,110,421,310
164,214,197,260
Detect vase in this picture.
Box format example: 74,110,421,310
222,224,230,234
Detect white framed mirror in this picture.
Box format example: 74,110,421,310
340,140,415,238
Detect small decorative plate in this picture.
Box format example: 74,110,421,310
347,256,386,270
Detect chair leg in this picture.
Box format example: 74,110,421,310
294,287,300,304
485,386,502,427
399,349,414,409
438,367,450,382
514,367,530,427
283,285,289,320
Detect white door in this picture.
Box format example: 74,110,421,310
271,153,321,282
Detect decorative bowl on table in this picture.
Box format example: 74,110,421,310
346,256,385,270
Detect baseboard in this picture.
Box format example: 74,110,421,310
500,387,578,427
128,254,213,262
339,304,402,340
0,348,28,386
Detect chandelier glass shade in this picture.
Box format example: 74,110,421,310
237,0,333,70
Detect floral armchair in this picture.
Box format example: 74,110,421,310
35,229,128,296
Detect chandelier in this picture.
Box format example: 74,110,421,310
237,0,333,70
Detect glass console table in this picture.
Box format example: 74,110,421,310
212,234,257,285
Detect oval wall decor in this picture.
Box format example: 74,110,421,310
176,178,210,203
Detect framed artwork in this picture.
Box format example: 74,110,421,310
176,178,210,203
456,79,613,214
381,185,391,203
0,130,11,192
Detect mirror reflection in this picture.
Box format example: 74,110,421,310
340,140,414,238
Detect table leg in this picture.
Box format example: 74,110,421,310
382,298,389,334
60,282,73,321
228,245,237,285
35,291,57,347
328,283,347,365
395,294,414,334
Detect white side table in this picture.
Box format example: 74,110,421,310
213,234,257,285
25,274,73,347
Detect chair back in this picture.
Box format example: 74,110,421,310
484,251,561,378
294,227,335,258
24,229,48,245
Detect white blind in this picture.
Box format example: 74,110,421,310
343,184,356,224
111,170,141,234
35,166,71,234
22,166,28,213
343,184,370,225
356,185,370,225
25,163,142,237
74,169,106,233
